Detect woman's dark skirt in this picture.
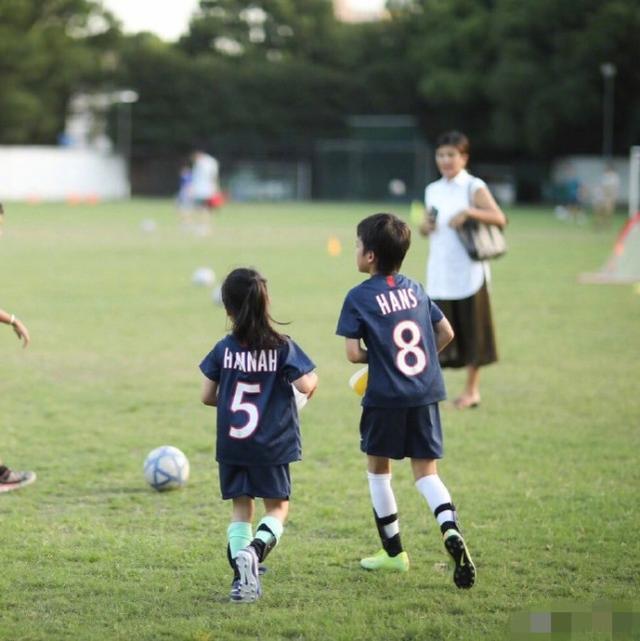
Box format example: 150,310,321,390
434,282,498,369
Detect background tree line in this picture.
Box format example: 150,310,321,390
1,0,639,162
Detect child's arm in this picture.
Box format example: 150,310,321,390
201,377,218,406
345,338,368,364
0,308,30,348
433,317,454,353
293,371,319,399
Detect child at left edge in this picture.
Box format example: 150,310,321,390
336,212,476,589
199,267,318,603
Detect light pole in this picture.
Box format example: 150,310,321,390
600,63,616,160
113,90,139,196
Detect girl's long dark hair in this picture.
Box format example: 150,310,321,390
221,268,286,349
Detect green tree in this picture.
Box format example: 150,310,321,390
0,0,119,144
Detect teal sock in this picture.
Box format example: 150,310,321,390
255,515,284,548
227,521,252,559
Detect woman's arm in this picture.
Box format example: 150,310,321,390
450,185,507,229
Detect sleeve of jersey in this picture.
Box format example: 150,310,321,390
199,345,221,381
429,298,444,324
335,291,363,339
281,339,316,383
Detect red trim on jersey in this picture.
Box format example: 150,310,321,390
386,275,395,287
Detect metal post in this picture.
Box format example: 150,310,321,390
600,63,616,160
629,146,640,218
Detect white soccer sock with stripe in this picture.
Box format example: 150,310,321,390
367,472,399,538
415,474,455,527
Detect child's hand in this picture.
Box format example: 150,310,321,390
12,318,30,348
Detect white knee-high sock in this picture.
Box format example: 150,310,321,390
415,474,456,530
368,472,399,538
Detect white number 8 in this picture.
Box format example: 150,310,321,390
229,382,261,439
393,320,427,376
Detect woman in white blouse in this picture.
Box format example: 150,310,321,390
421,131,507,409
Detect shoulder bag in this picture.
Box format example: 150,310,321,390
457,179,507,261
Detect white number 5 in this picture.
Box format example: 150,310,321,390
229,382,261,439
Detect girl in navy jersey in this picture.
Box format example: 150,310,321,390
200,267,318,603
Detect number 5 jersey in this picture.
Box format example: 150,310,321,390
200,336,315,466
336,273,446,408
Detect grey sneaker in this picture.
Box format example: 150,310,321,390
233,547,261,603
0,467,36,493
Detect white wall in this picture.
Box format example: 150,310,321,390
0,146,130,201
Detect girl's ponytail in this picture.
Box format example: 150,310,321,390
221,268,285,349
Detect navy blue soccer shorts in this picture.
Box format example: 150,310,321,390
218,462,291,500
359,403,443,460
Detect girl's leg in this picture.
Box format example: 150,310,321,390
245,498,288,563
362,455,408,570
227,496,255,575
412,458,476,589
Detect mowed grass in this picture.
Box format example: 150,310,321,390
0,199,638,641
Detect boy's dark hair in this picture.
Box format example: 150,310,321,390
221,268,286,349
436,130,470,156
357,213,411,274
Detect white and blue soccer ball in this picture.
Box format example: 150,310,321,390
192,267,215,287
143,445,190,492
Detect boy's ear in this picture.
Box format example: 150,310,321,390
365,250,376,264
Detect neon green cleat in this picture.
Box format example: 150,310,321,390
360,549,410,572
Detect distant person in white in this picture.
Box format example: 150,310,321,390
191,150,220,211
420,131,507,409
593,164,620,228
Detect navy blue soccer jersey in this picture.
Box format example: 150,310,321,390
336,273,446,408
200,335,315,466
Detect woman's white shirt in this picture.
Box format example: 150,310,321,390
424,169,489,300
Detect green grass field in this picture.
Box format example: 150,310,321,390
0,200,638,641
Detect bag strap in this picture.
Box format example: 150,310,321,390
467,175,476,208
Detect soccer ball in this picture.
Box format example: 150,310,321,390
349,366,369,397
192,267,215,287
144,446,190,491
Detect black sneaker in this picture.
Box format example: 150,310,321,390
0,468,36,493
443,529,476,589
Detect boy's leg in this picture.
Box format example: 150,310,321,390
412,459,475,589
360,456,409,571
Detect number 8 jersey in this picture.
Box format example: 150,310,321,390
200,336,315,466
336,273,446,407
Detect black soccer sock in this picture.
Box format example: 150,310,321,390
227,544,240,580
374,509,404,557
434,502,461,536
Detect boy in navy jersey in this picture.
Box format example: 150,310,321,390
336,213,476,589
200,268,318,603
